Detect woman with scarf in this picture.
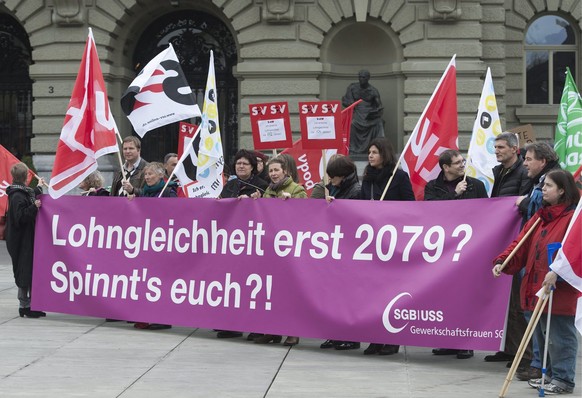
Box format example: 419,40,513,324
360,138,414,356
254,157,307,346
493,169,579,395
132,162,176,330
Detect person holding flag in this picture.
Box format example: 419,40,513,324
110,136,149,197
493,169,580,395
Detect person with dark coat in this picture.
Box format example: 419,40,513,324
490,133,531,198
425,149,487,360
111,136,149,197
5,162,46,318
221,149,268,199
254,151,270,183
424,149,488,201
493,169,580,394
485,132,535,379
317,155,361,351
360,138,414,356
79,170,110,196
517,142,561,225
360,138,414,201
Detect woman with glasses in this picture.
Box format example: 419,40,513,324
221,149,269,200
360,138,414,356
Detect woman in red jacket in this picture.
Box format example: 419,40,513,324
493,169,579,395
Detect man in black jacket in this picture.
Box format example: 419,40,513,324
424,149,488,201
425,150,487,359
110,136,149,196
485,132,534,378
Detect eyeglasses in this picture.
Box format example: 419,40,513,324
450,159,466,166
236,161,251,166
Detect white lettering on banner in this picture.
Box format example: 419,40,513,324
0,179,9,197
297,154,315,190
251,104,286,116
352,223,473,263
409,326,499,339
50,260,274,310
382,291,446,334
51,214,475,265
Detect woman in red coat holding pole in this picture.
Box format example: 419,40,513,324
493,169,579,395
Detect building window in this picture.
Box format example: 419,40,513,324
525,15,577,104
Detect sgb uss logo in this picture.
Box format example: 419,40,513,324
382,292,444,333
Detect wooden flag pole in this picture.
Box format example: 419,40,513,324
379,157,402,201
494,218,542,275
322,149,330,198
499,292,549,397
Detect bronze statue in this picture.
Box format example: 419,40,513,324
342,70,384,155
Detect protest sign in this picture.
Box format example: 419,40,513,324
33,197,519,349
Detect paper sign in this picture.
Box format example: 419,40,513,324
249,102,292,150
299,101,342,150
508,124,536,148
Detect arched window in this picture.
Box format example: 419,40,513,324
525,15,577,104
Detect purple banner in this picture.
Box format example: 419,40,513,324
33,196,520,350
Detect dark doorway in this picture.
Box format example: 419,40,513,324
0,13,32,160
132,10,238,163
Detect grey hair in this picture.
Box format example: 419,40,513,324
524,142,558,162
81,170,104,189
495,132,519,148
144,162,165,177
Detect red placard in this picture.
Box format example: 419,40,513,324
249,102,292,150
299,101,342,150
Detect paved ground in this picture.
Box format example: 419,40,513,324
0,241,580,397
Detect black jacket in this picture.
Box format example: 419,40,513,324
221,174,268,198
6,185,41,288
326,171,361,200
491,157,531,198
518,160,561,223
424,171,488,200
360,165,415,201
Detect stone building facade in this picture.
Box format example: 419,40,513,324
0,0,580,178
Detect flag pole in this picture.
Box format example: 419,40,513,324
158,124,202,198
494,218,542,275
499,291,549,397
379,157,403,201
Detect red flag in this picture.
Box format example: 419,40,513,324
281,105,354,195
48,28,119,199
0,144,34,214
400,56,458,200
550,199,582,334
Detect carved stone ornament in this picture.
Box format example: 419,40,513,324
428,0,462,21
52,0,85,26
263,0,294,24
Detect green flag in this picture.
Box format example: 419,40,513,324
555,67,582,172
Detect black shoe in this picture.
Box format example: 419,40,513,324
105,319,122,322
19,308,41,318
432,348,459,355
247,333,263,341
484,351,514,362
217,331,243,338
148,324,172,330
363,343,383,355
379,344,399,355
335,342,360,350
320,340,338,349
456,350,474,359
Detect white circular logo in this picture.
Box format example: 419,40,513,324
382,292,412,333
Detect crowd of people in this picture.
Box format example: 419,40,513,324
5,133,579,395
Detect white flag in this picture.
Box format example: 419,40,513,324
194,50,224,198
466,68,502,195
121,44,201,137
